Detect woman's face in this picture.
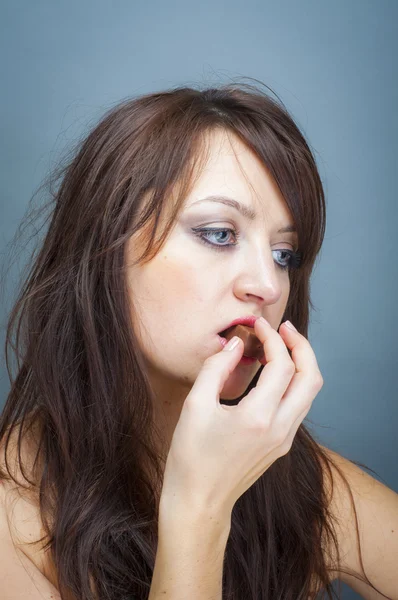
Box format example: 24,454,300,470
126,129,298,408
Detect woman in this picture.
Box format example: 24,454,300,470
0,81,396,599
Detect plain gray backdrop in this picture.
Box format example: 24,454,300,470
1,1,397,598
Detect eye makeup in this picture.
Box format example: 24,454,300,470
191,226,302,271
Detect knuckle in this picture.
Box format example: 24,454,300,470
281,359,296,378
280,438,293,456
247,414,273,433
301,398,314,414
279,439,292,456
273,428,288,447
312,371,324,390
258,418,274,433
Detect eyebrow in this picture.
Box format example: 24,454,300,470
188,195,297,234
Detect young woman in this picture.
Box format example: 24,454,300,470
0,82,396,600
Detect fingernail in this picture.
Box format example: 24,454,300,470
285,320,297,332
224,336,240,351
258,317,269,325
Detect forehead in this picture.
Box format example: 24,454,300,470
185,128,294,225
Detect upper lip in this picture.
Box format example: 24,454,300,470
218,314,261,335
218,314,264,360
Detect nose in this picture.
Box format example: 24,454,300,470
233,250,285,305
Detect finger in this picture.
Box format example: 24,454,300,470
239,317,295,416
278,321,322,378
187,335,244,408
275,364,323,433
285,399,313,448
277,397,316,458
273,322,323,422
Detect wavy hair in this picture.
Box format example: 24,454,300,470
0,80,391,599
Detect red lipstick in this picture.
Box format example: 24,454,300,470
218,315,260,336
217,315,266,366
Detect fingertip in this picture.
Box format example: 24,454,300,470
255,317,269,328
283,320,298,333
223,336,241,352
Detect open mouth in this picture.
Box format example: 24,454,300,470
219,326,235,339
218,324,265,363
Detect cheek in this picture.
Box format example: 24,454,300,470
133,255,205,336
279,280,291,319
135,264,208,370
283,279,290,303
157,250,208,303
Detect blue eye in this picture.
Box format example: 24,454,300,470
191,227,302,271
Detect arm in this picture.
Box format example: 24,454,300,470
0,482,61,600
0,541,61,600
149,496,231,600
321,446,398,600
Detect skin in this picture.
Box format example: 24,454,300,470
126,128,299,457
0,129,330,597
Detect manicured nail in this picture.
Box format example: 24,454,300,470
285,320,297,332
224,336,240,351
258,317,269,325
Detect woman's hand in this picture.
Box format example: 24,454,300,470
161,317,324,516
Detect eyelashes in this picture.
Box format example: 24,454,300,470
191,227,302,272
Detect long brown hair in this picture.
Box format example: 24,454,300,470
0,80,391,599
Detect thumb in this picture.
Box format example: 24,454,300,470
189,335,244,404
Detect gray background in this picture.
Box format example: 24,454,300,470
1,1,397,598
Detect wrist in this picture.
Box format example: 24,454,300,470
158,492,232,540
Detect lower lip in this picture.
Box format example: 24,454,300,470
239,355,257,365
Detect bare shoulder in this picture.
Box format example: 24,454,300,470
0,424,61,596
318,443,398,599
